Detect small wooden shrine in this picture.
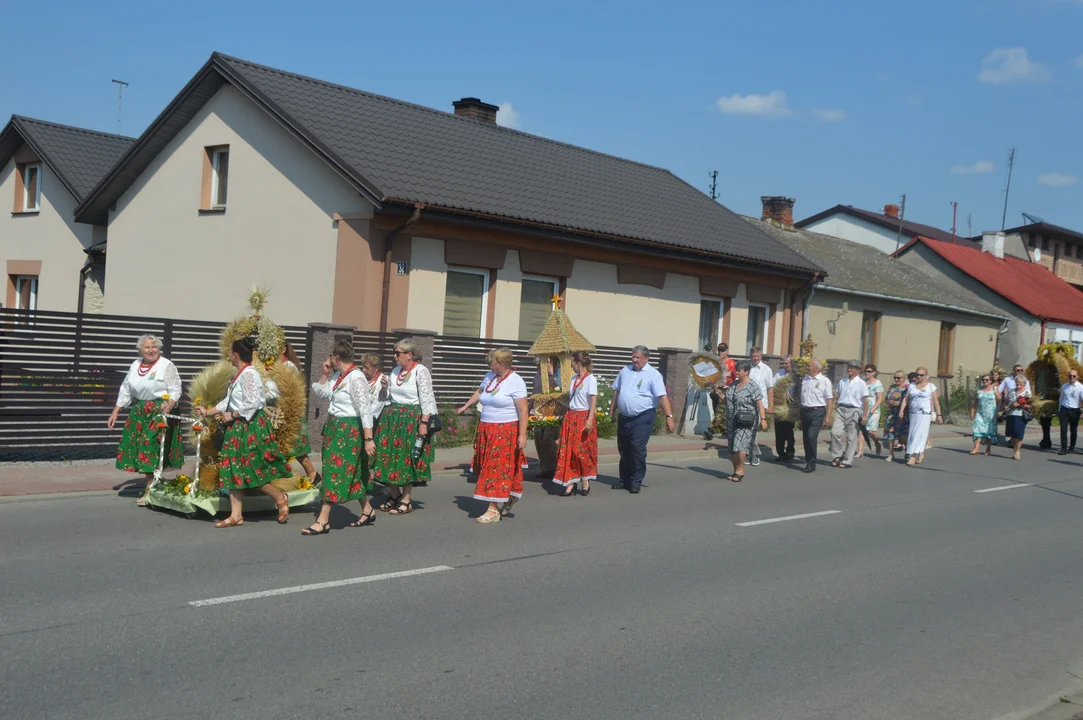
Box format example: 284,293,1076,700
527,295,596,415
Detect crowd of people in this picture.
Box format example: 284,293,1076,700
112,333,1080,527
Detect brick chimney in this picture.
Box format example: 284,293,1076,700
452,97,499,124
884,204,900,219
760,196,796,228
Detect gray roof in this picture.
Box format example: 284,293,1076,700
76,53,821,276
796,204,976,247
746,217,1006,320
0,116,134,201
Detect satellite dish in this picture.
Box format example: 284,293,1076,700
1034,248,1042,262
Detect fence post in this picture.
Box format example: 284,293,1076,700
72,311,85,373
162,320,174,358
390,328,438,371
658,346,692,436
306,322,357,453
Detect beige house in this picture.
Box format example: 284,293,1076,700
75,52,825,349
753,198,1006,379
0,116,133,313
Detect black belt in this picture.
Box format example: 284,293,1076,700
839,404,860,409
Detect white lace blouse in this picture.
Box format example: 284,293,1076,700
311,368,375,429
216,366,266,421
367,372,390,421
116,357,182,408
388,364,438,416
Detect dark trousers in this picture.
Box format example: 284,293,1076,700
775,420,795,459
617,409,656,488
533,425,560,472
1059,406,1080,450
800,407,827,466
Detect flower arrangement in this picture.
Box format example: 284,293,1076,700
155,473,217,499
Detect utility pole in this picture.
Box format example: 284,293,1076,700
950,201,958,242
112,79,129,135
893,193,907,255
1001,148,1015,231
708,170,718,201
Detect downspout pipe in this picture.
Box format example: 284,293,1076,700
801,282,816,344
379,203,424,335
76,250,96,316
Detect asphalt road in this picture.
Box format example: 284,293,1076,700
3,439,1083,720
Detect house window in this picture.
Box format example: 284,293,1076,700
746,303,769,355
13,275,38,311
17,163,42,212
937,322,956,376
859,311,881,366
211,148,229,208
443,269,488,337
698,300,721,351
519,277,558,342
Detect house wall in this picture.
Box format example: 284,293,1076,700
897,243,1037,367
104,84,373,325
404,234,791,350
801,214,909,255
807,289,1000,380
0,149,99,312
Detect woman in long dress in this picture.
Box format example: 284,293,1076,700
553,351,598,497
455,348,529,524
108,334,183,505
970,374,999,456
302,340,377,536
195,338,292,528
899,366,942,466
725,360,767,483
856,365,884,457
882,371,909,463
372,339,437,516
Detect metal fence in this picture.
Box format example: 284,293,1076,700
0,307,637,460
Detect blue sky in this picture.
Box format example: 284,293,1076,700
6,0,1081,234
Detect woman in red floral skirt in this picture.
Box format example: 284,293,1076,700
554,351,598,497
301,340,377,536
456,348,529,524
195,338,292,528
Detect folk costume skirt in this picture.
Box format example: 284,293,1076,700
320,415,369,503
116,398,183,473
473,420,524,503
553,410,598,487
217,409,291,490
372,403,432,487
290,423,312,458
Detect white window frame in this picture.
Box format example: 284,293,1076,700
14,275,38,311
211,148,229,208
445,266,490,338
519,274,560,342
746,302,770,354
22,163,42,212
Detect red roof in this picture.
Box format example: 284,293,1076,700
896,236,1083,326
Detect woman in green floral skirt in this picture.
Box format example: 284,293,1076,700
373,339,438,516
301,340,378,536
195,338,292,528
107,334,184,505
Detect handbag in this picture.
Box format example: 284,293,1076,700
427,414,443,435
735,411,756,429
212,392,233,450
1021,407,1033,422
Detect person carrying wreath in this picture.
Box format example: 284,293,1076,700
108,334,184,505
373,339,437,516
456,348,529,523
302,340,377,536
553,350,598,497
194,338,292,528
278,341,319,485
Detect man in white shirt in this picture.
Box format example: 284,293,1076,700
800,360,834,473
999,364,1032,397
610,345,675,493
771,355,796,462
1058,369,1083,455
829,360,869,468
747,347,774,467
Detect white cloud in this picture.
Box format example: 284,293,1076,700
950,161,994,175
906,94,924,106
977,47,1050,84
716,90,792,116
497,102,519,129
1038,172,1079,187
812,108,847,122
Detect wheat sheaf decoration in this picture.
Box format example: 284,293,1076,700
219,286,285,364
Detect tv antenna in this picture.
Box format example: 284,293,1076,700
1000,148,1015,231
708,170,718,201
112,79,129,135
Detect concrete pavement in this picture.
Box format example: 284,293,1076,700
4,432,1083,719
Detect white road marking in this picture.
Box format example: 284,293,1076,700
974,483,1032,494
188,565,454,607
736,510,841,527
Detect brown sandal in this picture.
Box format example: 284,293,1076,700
215,516,244,528
276,493,289,524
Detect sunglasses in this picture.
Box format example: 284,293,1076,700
864,369,875,373
893,376,904,380
918,373,927,377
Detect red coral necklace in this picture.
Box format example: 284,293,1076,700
572,372,589,395
137,358,159,377
396,365,414,386
334,365,357,391
485,370,512,394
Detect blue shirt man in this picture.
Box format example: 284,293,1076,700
609,346,675,493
